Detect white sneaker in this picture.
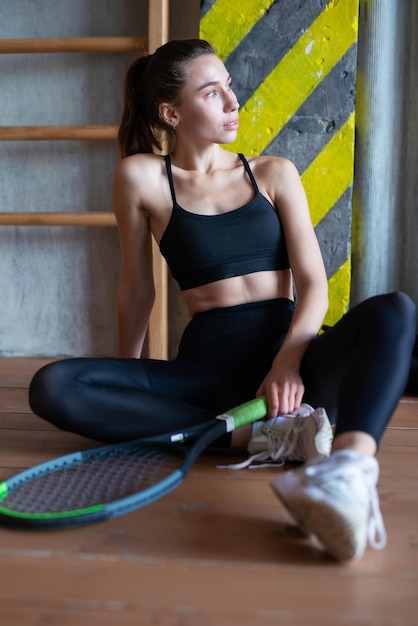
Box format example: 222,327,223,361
270,450,387,561
220,405,333,470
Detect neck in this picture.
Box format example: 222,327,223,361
169,142,232,173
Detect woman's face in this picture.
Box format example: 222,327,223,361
173,54,239,145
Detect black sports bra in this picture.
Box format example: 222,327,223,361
159,153,290,291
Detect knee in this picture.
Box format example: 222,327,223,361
29,362,52,415
29,360,73,425
384,291,415,327
374,291,416,346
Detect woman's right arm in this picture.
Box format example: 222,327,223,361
112,158,155,358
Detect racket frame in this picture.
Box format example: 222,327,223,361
0,397,267,528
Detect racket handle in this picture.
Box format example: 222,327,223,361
217,397,268,432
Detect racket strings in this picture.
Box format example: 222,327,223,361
2,445,183,514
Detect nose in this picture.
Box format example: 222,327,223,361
224,89,239,112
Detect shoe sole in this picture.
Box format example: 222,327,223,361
270,476,313,537
270,476,366,561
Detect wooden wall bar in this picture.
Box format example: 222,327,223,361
0,36,147,54
0,0,170,359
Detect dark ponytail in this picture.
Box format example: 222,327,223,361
117,55,157,156
117,39,215,158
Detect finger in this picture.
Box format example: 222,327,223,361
282,380,304,414
295,385,305,409
267,386,280,418
276,388,290,416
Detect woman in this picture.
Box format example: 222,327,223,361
29,39,416,561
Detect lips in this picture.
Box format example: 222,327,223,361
224,118,239,130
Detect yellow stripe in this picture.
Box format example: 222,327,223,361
324,257,352,327
200,0,275,61
302,113,355,227
232,0,358,155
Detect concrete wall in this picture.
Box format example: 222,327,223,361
0,0,200,357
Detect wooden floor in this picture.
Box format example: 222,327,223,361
0,358,417,626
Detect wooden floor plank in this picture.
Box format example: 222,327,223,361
0,412,57,431
0,553,417,625
388,399,418,428
0,357,55,388
0,388,33,413
0,358,417,626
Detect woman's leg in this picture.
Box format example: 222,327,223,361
300,291,416,444
271,292,416,561
29,299,295,443
28,356,236,442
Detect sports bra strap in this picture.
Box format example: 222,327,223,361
238,153,259,193
164,154,177,205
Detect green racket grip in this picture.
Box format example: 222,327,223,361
217,396,268,432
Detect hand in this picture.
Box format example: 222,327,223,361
256,363,305,418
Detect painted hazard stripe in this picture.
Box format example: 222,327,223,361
200,0,276,61
302,112,355,228
232,1,358,155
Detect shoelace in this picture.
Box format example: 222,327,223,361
306,455,387,550
366,479,387,550
218,417,306,470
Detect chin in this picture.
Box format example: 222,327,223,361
220,134,238,145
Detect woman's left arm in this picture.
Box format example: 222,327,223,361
256,157,329,417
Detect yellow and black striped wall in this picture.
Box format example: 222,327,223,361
200,0,359,327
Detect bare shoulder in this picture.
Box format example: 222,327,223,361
244,155,302,205
112,153,168,220
247,154,299,183
113,152,165,189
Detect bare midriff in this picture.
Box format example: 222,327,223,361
182,269,294,317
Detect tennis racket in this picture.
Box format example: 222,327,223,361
0,396,267,529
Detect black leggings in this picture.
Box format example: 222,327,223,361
29,292,416,446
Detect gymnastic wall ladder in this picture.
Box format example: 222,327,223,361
0,0,170,360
